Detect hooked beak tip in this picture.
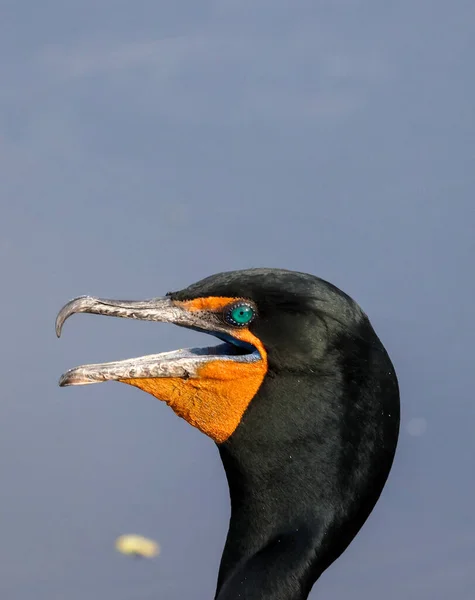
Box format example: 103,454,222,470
58,374,69,386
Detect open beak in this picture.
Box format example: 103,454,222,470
56,294,268,443
56,295,261,387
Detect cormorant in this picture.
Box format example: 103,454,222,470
56,268,400,600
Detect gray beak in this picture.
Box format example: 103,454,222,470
56,296,260,386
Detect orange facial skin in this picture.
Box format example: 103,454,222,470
122,297,268,444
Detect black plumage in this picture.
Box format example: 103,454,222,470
169,269,400,599
57,268,400,600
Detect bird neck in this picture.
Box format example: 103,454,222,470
213,350,399,600
214,443,327,600
215,518,322,600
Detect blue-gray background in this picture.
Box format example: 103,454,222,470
1,1,474,598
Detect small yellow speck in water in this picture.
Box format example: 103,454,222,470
115,534,160,558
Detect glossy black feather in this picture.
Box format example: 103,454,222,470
170,268,400,600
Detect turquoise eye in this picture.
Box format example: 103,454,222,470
225,302,255,327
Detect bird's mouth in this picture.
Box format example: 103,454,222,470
56,296,267,443
56,296,262,386
56,294,268,443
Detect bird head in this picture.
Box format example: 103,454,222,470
57,268,361,444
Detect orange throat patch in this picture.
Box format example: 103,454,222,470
121,297,268,444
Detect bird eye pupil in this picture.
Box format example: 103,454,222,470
226,303,254,326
